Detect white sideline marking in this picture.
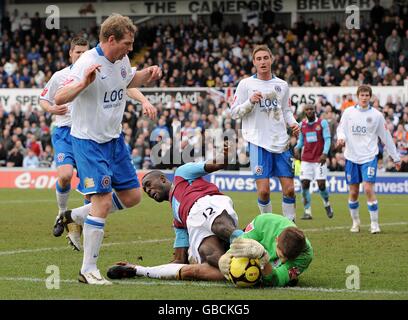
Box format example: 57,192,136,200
1,199,408,206
0,238,172,256
0,276,407,296
1,221,407,256
303,221,408,232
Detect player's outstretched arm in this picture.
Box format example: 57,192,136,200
126,88,157,120
128,65,162,88
204,141,231,173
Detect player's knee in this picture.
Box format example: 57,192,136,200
283,186,295,198
118,189,142,208
317,182,326,191
257,189,270,201
301,180,310,190
58,174,72,189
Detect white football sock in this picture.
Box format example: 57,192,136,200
257,199,272,214
367,201,379,224
135,263,186,280
56,183,70,214
81,215,105,274
348,200,360,223
282,196,296,222
71,203,92,225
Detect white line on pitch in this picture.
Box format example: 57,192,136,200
303,221,408,232
1,221,407,256
0,238,172,256
0,277,407,296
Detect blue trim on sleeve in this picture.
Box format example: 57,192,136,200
173,228,189,248
321,119,331,154
295,131,304,150
174,161,207,183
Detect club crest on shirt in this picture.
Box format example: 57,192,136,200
57,153,65,162
121,66,127,79
101,175,111,188
254,165,263,175
288,267,300,280
315,125,321,131
274,85,281,92
244,221,254,233
366,117,373,123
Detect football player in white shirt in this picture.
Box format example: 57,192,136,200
336,85,401,234
39,37,89,238
230,45,300,222
40,40,156,246
54,14,161,285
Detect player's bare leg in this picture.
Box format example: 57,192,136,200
280,177,296,222
348,184,360,232
256,178,272,214
318,179,333,219
363,182,380,234
114,187,142,208
300,179,312,220
198,235,229,269
211,210,243,244
180,263,224,281
107,261,224,281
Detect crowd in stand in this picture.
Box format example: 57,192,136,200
0,3,408,171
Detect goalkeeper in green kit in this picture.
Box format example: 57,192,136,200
108,213,313,287
219,213,314,287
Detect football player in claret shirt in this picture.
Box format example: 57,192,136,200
107,213,313,288
139,142,244,275
336,85,402,234
294,104,334,220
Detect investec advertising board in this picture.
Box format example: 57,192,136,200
1,169,407,194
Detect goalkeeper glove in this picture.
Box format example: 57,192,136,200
229,238,270,269
218,252,232,280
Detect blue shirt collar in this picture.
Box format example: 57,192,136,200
96,43,104,56
355,104,372,111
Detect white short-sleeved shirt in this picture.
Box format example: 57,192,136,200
231,75,297,153
66,45,134,143
40,66,73,127
336,105,400,164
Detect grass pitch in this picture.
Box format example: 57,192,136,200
0,189,407,300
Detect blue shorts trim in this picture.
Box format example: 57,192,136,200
249,144,294,179
345,157,378,185
72,134,140,195
52,126,75,167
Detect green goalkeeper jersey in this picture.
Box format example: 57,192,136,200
240,213,313,287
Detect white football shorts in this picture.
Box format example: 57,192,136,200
299,161,328,181
187,195,238,264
